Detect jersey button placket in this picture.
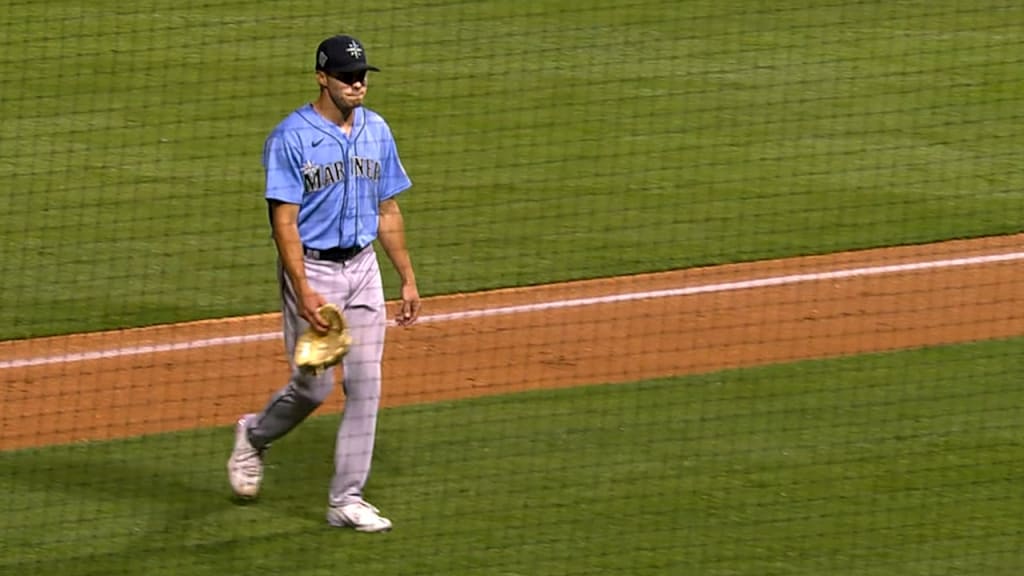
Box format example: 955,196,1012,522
338,137,350,249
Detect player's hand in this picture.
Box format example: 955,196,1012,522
297,287,330,333
396,283,421,326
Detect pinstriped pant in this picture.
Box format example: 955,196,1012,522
248,246,386,507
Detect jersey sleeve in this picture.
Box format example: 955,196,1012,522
378,132,412,201
263,130,304,205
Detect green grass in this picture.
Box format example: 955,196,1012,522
1,337,1021,575
2,0,1023,338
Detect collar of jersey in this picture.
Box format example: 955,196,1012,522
303,103,363,139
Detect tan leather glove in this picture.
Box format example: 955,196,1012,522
293,304,353,375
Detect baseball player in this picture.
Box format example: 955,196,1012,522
227,34,421,532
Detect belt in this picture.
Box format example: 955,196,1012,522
303,244,366,262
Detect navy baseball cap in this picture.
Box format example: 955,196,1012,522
316,35,380,74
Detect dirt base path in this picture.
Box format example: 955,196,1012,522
1,234,1022,451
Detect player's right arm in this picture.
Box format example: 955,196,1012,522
269,201,328,332
264,130,329,332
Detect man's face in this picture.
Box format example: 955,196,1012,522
319,70,368,111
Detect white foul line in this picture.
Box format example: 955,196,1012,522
2,251,1021,369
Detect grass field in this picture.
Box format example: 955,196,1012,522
1,337,1021,575
1,0,1022,338
1,2,1022,574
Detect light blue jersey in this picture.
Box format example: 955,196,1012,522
263,104,412,249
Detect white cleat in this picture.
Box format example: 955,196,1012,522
227,414,264,499
327,500,393,532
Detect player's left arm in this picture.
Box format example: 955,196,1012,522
378,198,420,326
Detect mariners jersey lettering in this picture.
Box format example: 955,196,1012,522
263,105,411,249
303,160,346,193
302,157,382,195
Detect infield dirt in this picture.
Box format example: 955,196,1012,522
1,234,1021,450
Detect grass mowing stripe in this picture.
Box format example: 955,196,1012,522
1,336,1020,575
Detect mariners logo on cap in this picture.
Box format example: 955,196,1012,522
346,41,363,58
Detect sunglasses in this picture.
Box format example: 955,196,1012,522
330,70,368,85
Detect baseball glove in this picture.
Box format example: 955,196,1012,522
293,304,353,375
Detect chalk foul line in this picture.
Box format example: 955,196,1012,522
1,250,1021,369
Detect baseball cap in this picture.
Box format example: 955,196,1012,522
315,35,380,74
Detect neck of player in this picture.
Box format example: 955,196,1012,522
313,99,355,133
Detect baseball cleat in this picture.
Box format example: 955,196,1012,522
326,500,393,532
227,414,264,499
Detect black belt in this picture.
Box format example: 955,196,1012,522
303,244,366,262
